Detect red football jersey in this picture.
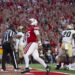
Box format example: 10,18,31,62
25,26,39,43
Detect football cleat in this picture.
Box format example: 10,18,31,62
46,66,51,75
0,69,8,72
14,68,21,72
55,65,61,70
21,68,30,74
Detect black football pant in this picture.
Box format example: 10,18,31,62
2,43,18,70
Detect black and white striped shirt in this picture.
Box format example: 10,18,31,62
3,29,15,43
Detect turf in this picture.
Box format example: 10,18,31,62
19,64,75,75
0,63,75,75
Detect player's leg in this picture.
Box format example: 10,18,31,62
60,43,67,69
56,48,62,69
24,43,37,67
18,43,24,63
21,43,37,73
15,39,19,63
32,44,50,75
60,54,66,69
66,43,73,70
55,55,61,69
68,43,73,64
32,49,50,75
32,49,47,68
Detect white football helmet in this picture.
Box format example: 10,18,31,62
29,18,38,26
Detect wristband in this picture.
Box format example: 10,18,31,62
38,41,42,46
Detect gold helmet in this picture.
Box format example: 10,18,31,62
18,26,23,30
66,25,73,30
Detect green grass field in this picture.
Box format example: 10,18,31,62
0,63,75,75
19,63,75,75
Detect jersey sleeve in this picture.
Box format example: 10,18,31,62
73,30,75,34
34,26,39,30
34,30,40,35
34,26,40,35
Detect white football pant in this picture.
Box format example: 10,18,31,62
24,42,47,68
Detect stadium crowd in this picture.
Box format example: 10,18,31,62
0,0,75,64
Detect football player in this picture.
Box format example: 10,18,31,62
61,25,75,69
16,26,26,63
21,18,50,75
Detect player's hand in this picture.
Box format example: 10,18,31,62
10,44,15,51
38,45,43,50
17,35,22,39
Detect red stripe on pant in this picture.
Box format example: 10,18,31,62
24,42,32,54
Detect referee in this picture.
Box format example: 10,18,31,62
1,24,19,71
